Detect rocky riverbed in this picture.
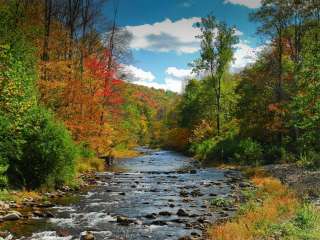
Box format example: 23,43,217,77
0,149,251,240
263,164,320,206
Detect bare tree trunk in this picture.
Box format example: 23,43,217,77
99,0,119,136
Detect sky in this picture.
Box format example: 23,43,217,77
104,0,264,93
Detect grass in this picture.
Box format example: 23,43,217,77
209,171,320,240
0,189,43,203
76,157,105,173
113,149,141,158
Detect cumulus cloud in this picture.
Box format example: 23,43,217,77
165,67,194,79
231,41,265,72
126,18,243,54
123,65,155,82
126,17,202,54
224,0,261,9
131,78,182,93
124,65,194,93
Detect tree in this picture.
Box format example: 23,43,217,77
191,15,238,135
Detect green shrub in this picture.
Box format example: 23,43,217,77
79,142,95,158
14,107,77,189
297,151,320,169
0,34,77,189
210,196,233,207
190,138,216,161
234,138,263,166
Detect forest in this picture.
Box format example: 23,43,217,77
0,0,177,190
173,1,320,168
1,0,320,239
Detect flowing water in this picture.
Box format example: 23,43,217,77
3,148,244,240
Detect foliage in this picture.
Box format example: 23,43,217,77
0,6,78,189
210,196,233,208
191,15,239,135
16,107,77,189
210,176,300,240
234,139,263,166
173,2,320,168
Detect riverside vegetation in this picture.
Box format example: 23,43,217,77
0,0,320,240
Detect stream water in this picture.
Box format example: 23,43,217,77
3,148,245,240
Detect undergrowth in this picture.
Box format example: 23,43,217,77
210,173,320,240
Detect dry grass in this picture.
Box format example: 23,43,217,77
76,157,105,173
209,176,299,240
113,149,141,158
0,190,43,203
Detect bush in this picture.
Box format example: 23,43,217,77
234,138,263,166
0,37,77,189
190,138,216,161
13,107,78,189
0,116,11,189
297,151,320,169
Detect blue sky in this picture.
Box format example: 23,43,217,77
104,0,264,93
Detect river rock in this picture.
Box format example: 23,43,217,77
0,231,11,239
191,232,201,237
177,209,189,217
159,211,172,216
39,201,55,208
80,231,95,240
180,190,189,197
239,182,251,188
33,210,46,217
178,236,192,240
0,201,9,210
116,216,135,225
152,220,167,226
2,211,22,221
145,213,157,219
190,189,203,197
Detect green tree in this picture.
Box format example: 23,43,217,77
191,15,238,135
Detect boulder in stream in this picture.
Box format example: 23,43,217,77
1,211,22,221
177,209,189,217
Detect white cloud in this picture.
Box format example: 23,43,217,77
165,67,194,79
125,65,194,93
231,41,265,72
133,78,183,93
123,65,155,82
126,17,243,54
224,0,261,8
126,17,201,54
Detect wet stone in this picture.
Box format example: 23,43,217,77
177,209,189,217
145,213,157,219
80,231,95,240
159,211,172,216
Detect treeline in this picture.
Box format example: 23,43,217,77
0,0,175,189
170,0,320,167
